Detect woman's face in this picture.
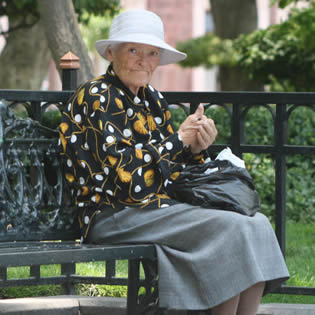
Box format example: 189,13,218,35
107,43,161,95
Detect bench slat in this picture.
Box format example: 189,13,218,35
0,244,156,267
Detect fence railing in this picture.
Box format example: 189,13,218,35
0,52,314,297
164,91,315,296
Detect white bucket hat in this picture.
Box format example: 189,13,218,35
95,9,187,65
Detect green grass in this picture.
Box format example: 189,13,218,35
1,223,315,303
261,223,315,304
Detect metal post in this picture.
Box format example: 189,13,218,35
231,103,243,157
127,259,140,315
0,267,7,281
105,260,116,280
59,51,80,90
274,103,288,257
59,52,80,294
61,263,76,295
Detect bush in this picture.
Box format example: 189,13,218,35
42,109,62,129
234,3,315,91
176,33,236,69
244,153,275,220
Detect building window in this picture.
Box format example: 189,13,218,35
205,9,215,33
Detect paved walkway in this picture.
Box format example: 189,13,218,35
0,296,315,314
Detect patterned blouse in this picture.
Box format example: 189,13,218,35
59,64,204,241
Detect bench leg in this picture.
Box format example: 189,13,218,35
0,267,7,281
127,258,168,315
127,259,140,315
61,263,76,295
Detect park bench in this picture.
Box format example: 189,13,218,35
0,53,314,315
0,53,164,315
0,95,162,315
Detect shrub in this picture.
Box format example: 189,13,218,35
234,3,315,91
42,109,62,129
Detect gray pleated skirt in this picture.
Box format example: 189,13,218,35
87,203,289,311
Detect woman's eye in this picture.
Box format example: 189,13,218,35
129,48,137,54
151,51,160,57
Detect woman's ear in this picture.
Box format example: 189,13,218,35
106,46,114,62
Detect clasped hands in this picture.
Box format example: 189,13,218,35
178,104,218,154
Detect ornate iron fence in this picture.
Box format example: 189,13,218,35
0,87,314,297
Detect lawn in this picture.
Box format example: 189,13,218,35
261,223,315,304
1,223,315,304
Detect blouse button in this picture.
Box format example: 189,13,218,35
84,216,89,224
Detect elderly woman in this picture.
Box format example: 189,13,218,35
59,9,289,315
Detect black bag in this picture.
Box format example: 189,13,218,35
170,159,261,216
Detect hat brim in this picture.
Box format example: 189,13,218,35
95,33,187,66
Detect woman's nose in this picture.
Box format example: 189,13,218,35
137,52,144,60
137,52,150,64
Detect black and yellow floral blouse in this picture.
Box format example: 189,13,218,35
59,64,203,241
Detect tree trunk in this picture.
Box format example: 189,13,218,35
210,0,263,90
38,0,94,87
0,17,51,89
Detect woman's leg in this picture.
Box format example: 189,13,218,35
211,295,240,315
236,282,265,315
211,282,264,315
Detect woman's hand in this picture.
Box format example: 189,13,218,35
178,105,203,150
193,112,217,153
178,104,218,154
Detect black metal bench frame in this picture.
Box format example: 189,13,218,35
0,95,162,315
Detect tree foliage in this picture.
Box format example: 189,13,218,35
271,0,311,8
177,2,315,91
235,3,315,91
73,0,120,25
80,13,114,52
0,0,120,35
177,33,236,69
0,0,120,89
0,0,38,21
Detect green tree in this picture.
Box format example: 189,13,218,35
271,0,312,8
177,1,315,92
177,33,236,69
177,0,263,91
209,0,263,90
0,0,120,89
234,3,315,91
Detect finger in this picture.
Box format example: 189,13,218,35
196,131,208,150
194,104,204,119
197,127,210,149
197,122,217,148
197,118,216,138
179,117,199,133
183,126,200,132
206,119,217,138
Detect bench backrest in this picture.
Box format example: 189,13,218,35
0,99,80,242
